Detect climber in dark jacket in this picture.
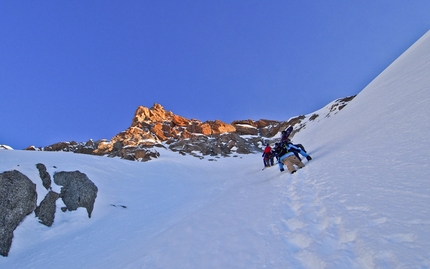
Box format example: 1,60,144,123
273,142,305,173
284,140,312,161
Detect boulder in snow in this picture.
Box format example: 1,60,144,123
35,191,60,227
53,171,98,218
0,170,37,257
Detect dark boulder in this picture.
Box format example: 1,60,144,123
35,191,60,227
36,163,51,190
0,170,37,257
53,171,98,218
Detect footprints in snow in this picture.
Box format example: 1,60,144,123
273,171,421,268
273,171,357,267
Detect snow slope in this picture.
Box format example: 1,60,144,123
1,30,430,268
0,145,13,150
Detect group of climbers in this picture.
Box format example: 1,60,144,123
261,126,312,174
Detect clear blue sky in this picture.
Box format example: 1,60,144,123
1,1,430,149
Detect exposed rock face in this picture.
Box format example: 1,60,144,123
54,171,98,218
30,97,355,161
168,132,262,157
35,191,60,227
36,163,51,190
0,170,37,257
232,122,259,135
40,140,99,155
206,120,236,134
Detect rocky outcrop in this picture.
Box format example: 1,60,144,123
0,170,37,257
119,146,161,161
168,132,263,157
35,191,60,227
37,140,100,155
232,122,259,135
205,120,236,135
36,163,51,190
54,171,98,218
29,97,355,161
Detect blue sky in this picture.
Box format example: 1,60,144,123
1,1,430,149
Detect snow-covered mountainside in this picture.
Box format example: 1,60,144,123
1,30,430,268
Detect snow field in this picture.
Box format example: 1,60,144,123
1,30,430,268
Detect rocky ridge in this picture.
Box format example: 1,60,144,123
26,96,355,161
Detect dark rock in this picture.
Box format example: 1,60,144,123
0,170,37,257
53,171,98,218
110,204,127,208
36,163,51,190
35,191,59,227
309,114,319,121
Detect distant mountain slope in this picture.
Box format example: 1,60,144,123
27,96,355,161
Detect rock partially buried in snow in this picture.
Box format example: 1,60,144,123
53,171,98,218
0,170,37,257
36,163,52,190
35,191,60,227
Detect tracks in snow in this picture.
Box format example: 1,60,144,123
269,167,359,268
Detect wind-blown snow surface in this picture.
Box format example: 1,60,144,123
1,31,430,268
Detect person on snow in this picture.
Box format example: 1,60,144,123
284,140,312,161
279,126,312,161
273,142,305,174
280,126,293,143
262,144,274,167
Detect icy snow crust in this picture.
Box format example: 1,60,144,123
1,30,430,268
